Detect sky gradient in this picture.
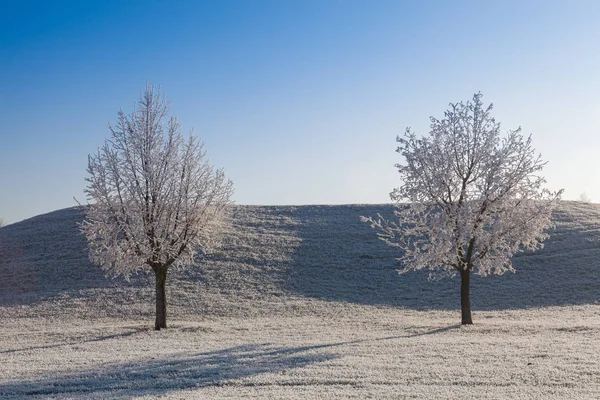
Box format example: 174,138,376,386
2,0,600,224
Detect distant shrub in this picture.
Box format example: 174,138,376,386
579,193,592,203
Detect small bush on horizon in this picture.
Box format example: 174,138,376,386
579,193,592,203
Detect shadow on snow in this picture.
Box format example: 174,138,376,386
0,324,465,398
0,327,148,355
285,203,600,311
0,207,150,307
1,203,600,312
0,342,339,398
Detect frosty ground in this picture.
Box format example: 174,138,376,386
1,203,600,399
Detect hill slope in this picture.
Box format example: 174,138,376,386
1,202,599,318
2,202,600,399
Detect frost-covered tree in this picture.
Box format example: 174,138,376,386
362,93,562,325
81,84,234,330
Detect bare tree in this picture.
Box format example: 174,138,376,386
0,217,4,227
362,93,562,325
81,84,234,330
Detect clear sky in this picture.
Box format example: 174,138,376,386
1,0,599,224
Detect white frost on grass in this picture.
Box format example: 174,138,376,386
1,201,600,398
1,308,600,399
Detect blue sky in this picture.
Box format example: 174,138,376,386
1,0,600,224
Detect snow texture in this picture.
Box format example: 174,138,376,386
1,201,600,398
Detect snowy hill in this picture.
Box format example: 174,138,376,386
1,202,599,316
2,202,600,399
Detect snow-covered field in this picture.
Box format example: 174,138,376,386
1,202,600,399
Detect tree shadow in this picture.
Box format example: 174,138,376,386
0,322,467,399
0,342,340,399
406,324,461,337
285,203,600,311
0,327,149,355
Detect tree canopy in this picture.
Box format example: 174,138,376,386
363,93,562,324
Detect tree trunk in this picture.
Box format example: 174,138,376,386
154,266,168,330
460,268,473,325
